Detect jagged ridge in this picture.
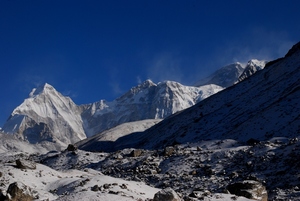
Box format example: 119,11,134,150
78,42,300,151
2,79,224,148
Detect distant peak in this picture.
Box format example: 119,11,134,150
158,80,180,86
143,79,155,85
246,59,267,69
29,83,55,97
138,79,156,88
248,59,260,63
221,62,243,70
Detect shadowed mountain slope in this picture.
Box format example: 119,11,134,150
78,42,300,151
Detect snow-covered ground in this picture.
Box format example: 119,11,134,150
0,151,160,201
41,136,300,200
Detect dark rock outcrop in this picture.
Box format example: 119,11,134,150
227,180,267,201
6,182,34,201
15,159,36,170
66,144,77,152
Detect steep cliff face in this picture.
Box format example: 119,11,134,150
2,79,224,145
81,80,223,137
2,83,86,147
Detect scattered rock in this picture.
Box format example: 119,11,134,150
131,149,143,157
66,144,77,152
227,180,268,201
108,190,118,195
91,185,99,192
153,187,181,201
15,159,36,170
164,146,175,156
6,182,34,201
114,153,123,159
229,171,239,179
189,190,211,199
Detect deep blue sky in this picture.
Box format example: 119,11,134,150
1,0,300,125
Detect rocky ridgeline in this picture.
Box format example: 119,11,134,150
39,137,300,200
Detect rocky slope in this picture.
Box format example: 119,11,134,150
136,42,300,150
43,136,300,200
0,151,161,201
77,42,300,152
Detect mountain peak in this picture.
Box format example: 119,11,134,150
195,62,244,88
29,83,55,97
130,79,156,92
247,59,267,69
140,79,156,87
237,59,267,82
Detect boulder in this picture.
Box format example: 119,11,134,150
153,187,181,201
227,180,267,201
66,144,77,152
0,189,6,201
91,185,99,192
6,182,34,201
15,159,36,170
130,149,143,157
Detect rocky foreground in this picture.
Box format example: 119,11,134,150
33,136,300,200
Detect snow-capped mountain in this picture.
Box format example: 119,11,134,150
238,59,267,82
81,41,300,151
2,80,223,147
81,80,223,137
2,83,86,148
1,42,300,201
195,62,245,87
138,42,300,148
